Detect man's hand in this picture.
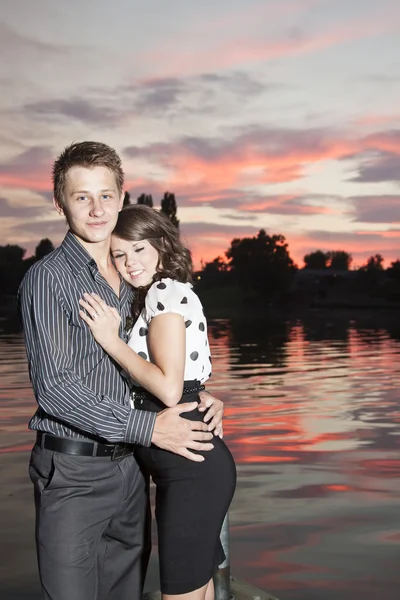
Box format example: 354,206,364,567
151,402,214,462
198,390,224,438
79,293,121,351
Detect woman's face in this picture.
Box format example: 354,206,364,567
111,236,159,288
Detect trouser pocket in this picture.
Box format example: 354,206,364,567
29,444,60,493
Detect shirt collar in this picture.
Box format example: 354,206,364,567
61,231,133,301
61,231,97,277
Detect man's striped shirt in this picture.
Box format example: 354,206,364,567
18,231,156,446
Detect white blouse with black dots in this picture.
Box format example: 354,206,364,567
127,278,212,387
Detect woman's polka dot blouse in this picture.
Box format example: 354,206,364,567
127,278,212,385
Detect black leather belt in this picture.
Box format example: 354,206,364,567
36,432,135,461
132,382,205,404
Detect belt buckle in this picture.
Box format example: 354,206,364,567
111,443,130,461
111,444,126,460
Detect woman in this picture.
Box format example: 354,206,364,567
79,204,236,600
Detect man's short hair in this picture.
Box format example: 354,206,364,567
52,141,124,206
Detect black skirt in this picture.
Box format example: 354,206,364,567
134,381,237,595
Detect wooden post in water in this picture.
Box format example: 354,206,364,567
213,513,231,600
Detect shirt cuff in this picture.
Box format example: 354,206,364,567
125,408,156,446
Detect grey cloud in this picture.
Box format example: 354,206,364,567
159,191,243,209
191,192,252,209
203,196,245,209
123,78,186,115
125,187,268,210
98,70,271,121
124,126,400,174
24,98,121,126
38,190,54,203
223,214,258,221
350,195,400,223
8,217,67,238
301,229,400,266
179,136,227,161
351,152,400,183
198,71,268,96
20,68,280,126
123,125,333,166
239,127,329,157
123,142,171,160
0,22,65,58
306,230,394,244
124,185,260,211
367,130,400,144
238,195,329,215
0,146,52,177
0,197,47,218
181,221,260,237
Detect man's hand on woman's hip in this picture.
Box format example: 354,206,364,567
198,390,224,438
152,402,214,462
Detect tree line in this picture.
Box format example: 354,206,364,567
1,192,399,307
124,190,180,229
198,231,400,307
0,239,55,297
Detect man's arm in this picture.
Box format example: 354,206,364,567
18,266,155,445
19,266,213,458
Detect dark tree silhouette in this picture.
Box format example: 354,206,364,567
123,191,131,207
160,192,179,228
226,229,296,301
197,257,230,288
202,257,228,273
328,250,352,271
35,238,55,261
363,254,384,271
137,193,154,207
0,244,26,263
357,253,385,294
0,244,26,295
387,259,400,281
381,259,400,302
304,250,329,269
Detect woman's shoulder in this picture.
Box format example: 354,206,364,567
145,278,197,318
148,277,193,297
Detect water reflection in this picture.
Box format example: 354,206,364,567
1,310,400,599
207,313,400,599
229,318,290,368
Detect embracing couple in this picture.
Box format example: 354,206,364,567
18,142,236,600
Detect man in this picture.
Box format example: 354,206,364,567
18,141,224,600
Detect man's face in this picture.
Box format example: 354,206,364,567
54,166,124,245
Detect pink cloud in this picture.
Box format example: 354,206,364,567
125,128,360,190
124,123,400,194
1,125,400,270
355,113,400,128
140,12,396,79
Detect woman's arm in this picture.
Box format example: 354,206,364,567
79,293,186,407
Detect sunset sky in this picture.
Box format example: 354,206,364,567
1,0,400,268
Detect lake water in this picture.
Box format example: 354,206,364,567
1,309,400,600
